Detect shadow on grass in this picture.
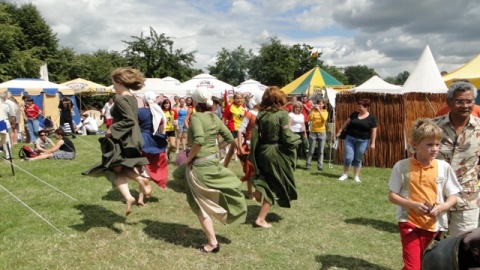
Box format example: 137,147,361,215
70,204,130,234
140,219,231,248
166,180,186,193
100,188,159,203
344,217,398,233
316,254,391,270
244,205,283,227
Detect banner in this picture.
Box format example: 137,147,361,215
39,64,49,81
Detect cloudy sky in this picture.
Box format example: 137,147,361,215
8,0,480,79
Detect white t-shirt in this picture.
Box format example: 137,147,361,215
102,102,114,119
289,112,304,133
77,116,98,132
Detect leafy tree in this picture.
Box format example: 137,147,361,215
290,43,319,79
122,27,198,80
249,37,296,87
6,2,58,60
207,46,254,86
393,71,410,85
344,65,376,86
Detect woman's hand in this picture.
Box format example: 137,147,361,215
106,129,112,137
370,142,375,149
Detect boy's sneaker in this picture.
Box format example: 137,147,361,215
338,174,348,181
305,164,311,170
317,164,323,171
354,176,361,183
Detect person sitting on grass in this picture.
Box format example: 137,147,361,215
388,118,461,270
24,128,75,161
34,130,55,155
75,113,99,135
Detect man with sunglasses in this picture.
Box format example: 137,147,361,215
34,130,54,155
432,81,480,236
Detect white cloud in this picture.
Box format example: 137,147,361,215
7,0,480,79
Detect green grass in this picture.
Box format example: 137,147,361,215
0,135,402,269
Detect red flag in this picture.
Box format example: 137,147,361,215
223,89,230,107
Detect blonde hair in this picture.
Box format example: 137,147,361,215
410,118,444,145
111,67,145,91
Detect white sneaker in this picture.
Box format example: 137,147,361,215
354,176,361,183
338,174,348,181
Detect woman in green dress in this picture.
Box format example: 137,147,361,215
173,86,247,253
249,86,301,228
83,67,151,216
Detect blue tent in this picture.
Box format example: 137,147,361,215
0,78,81,128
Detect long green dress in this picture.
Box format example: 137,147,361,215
173,112,247,224
249,109,301,207
82,95,148,183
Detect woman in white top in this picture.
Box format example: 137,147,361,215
289,102,307,159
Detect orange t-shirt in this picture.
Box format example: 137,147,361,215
435,104,480,117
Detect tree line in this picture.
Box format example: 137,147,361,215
0,1,410,88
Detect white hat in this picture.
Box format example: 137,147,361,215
192,86,213,106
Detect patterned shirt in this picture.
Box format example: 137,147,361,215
432,114,480,210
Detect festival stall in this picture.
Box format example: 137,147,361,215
0,78,80,130
281,66,351,96
335,45,448,168
179,73,237,98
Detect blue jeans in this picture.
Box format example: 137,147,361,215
26,118,40,143
343,135,369,167
306,132,326,166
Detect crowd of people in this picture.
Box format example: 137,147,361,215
2,67,480,263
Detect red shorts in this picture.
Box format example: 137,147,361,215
104,118,113,128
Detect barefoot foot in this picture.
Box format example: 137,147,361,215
126,197,135,216
255,219,272,228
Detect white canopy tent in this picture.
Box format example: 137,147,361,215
236,79,267,97
179,73,237,97
135,78,187,97
402,44,448,93
350,75,402,94
162,76,181,86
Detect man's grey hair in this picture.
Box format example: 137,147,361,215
446,81,477,100
0,92,7,100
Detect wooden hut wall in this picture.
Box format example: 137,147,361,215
334,93,405,168
334,92,446,168
403,93,446,144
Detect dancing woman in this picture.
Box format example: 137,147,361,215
83,67,152,216
173,86,247,253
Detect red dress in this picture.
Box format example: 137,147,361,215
237,110,257,182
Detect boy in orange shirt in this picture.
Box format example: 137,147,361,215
388,118,461,270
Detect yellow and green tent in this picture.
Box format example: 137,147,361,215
281,66,347,95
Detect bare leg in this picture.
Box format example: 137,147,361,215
181,132,187,151
255,199,272,228
197,215,219,251
247,180,255,200
343,166,349,175
122,167,152,197
115,175,136,216
353,166,361,177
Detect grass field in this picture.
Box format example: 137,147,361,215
0,135,402,269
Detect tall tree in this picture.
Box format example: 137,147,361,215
344,65,376,86
290,43,320,79
207,46,254,86
394,71,410,85
7,3,58,61
249,37,295,87
122,27,198,80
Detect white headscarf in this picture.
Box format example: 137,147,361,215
251,91,263,107
192,86,213,107
143,91,166,134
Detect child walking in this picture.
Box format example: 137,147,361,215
388,118,461,270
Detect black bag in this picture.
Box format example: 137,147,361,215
19,145,38,158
